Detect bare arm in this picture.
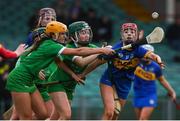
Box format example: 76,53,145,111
0,44,26,58
73,54,99,68
54,57,85,85
80,58,106,78
146,52,165,68
158,76,176,100
62,47,114,56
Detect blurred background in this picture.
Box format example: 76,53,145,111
0,0,180,120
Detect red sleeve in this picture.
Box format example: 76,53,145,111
0,45,17,58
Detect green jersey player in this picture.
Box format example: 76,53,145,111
6,21,114,120
47,21,101,120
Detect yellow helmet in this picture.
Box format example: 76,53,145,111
45,21,67,34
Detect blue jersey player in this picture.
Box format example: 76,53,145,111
80,23,164,120
133,44,176,120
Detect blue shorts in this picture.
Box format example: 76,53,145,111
133,94,157,108
100,70,132,100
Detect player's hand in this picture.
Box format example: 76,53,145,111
155,54,165,69
158,62,165,69
14,44,27,56
168,92,176,101
100,47,115,55
101,42,112,48
170,92,176,101
71,73,85,85
38,69,46,80
77,73,86,80
139,30,144,40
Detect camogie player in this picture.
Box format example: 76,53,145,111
133,44,176,120
5,21,114,120
25,7,56,47
4,8,57,120
79,23,164,120
46,21,99,120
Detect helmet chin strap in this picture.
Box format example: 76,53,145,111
123,39,134,45
141,59,151,65
77,41,89,46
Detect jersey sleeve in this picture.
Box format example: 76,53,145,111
44,41,66,57
155,63,163,78
61,54,74,62
25,32,34,47
59,43,75,62
88,44,98,48
0,45,17,58
135,46,149,58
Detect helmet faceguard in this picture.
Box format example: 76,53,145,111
32,27,46,44
69,21,93,46
121,23,138,45
38,8,56,27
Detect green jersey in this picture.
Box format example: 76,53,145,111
48,42,97,83
36,61,57,84
47,42,97,100
20,39,65,76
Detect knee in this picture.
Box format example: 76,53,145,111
20,113,32,120
139,116,148,120
58,109,71,120
36,110,48,120
63,111,71,120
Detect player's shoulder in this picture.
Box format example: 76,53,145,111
88,43,98,48
151,60,161,69
41,39,58,46
112,41,123,49
66,42,76,48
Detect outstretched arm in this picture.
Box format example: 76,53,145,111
0,44,26,58
54,57,84,85
73,54,99,68
80,58,106,78
62,47,115,56
158,76,176,100
146,52,165,68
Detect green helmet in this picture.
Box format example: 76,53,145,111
68,21,93,46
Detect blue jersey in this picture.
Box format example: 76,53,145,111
106,41,148,80
25,27,45,47
25,32,34,47
100,41,149,99
134,60,162,97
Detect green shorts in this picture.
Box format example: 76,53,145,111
36,84,51,102
48,81,77,100
6,65,36,93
